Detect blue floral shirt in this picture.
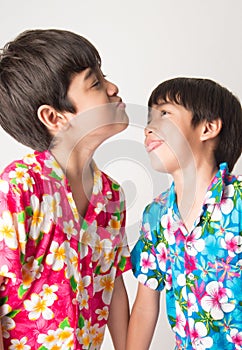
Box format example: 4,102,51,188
131,163,242,350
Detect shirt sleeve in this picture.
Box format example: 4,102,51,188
0,176,24,285
131,201,166,291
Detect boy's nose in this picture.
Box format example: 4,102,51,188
106,80,119,96
144,127,153,136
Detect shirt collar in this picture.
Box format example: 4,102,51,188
165,162,229,209
203,162,229,205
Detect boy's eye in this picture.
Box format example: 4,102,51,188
161,110,168,116
92,80,101,88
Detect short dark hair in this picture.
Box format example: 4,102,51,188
0,29,101,151
148,77,242,171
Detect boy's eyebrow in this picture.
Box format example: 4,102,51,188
83,68,95,81
156,101,173,107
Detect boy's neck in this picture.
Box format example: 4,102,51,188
172,160,218,232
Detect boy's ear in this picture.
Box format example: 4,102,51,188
200,118,222,141
37,105,67,132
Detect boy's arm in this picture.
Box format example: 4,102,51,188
126,282,160,350
0,276,4,350
107,275,129,350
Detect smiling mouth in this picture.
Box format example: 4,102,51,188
146,140,164,152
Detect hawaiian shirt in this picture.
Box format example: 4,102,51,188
0,150,131,350
131,163,242,350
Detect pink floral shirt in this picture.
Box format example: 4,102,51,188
0,150,131,350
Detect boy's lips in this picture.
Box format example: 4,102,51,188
145,139,164,152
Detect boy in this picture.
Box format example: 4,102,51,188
127,78,242,349
0,29,131,349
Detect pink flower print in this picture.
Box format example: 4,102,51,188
142,222,152,240
156,242,167,272
188,318,213,349
201,281,235,320
160,209,180,245
226,328,242,349
174,301,186,338
140,251,156,274
186,227,205,257
221,232,241,258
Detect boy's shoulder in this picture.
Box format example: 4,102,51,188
143,187,171,217
0,151,43,179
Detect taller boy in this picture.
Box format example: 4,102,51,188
0,29,131,349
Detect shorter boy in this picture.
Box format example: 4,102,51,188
0,29,131,349
127,78,242,349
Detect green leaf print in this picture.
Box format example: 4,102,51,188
95,265,101,275
20,251,25,264
112,183,120,191
0,296,8,306
70,276,77,291
10,178,17,185
78,314,85,329
6,309,21,318
18,211,25,223
18,284,28,298
59,317,71,330
37,255,44,265
118,256,126,271
15,163,28,169
49,170,63,181
36,231,44,245
38,346,48,350
25,206,33,216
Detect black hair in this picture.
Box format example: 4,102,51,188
0,29,101,151
148,77,242,171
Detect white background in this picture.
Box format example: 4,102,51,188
0,1,242,349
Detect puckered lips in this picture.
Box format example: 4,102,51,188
145,137,164,153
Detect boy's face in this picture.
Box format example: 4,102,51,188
145,101,204,174
62,67,128,147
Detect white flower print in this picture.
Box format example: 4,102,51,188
142,222,152,240
29,194,53,239
221,232,241,257
0,210,18,249
9,337,31,350
46,241,67,271
189,318,213,349
1,315,15,339
186,227,205,257
39,284,58,303
37,329,58,348
63,220,78,240
201,281,235,320
78,289,90,310
95,306,109,321
156,242,167,272
94,268,116,305
0,265,16,282
211,184,235,221
22,256,43,289
56,327,74,348
24,293,54,320
0,179,9,194
42,192,62,221
186,293,198,316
